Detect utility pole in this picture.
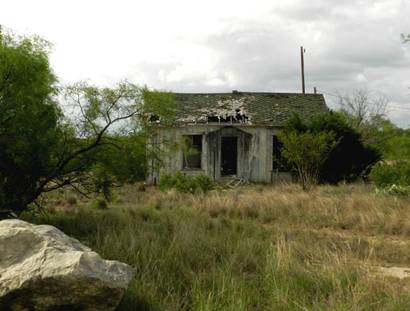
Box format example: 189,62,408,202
300,46,305,94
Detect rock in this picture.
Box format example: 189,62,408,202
0,219,133,311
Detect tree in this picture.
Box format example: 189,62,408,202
308,112,381,183
279,130,336,190
140,88,176,181
338,89,388,128
0,29,143,216
88,133,147,200
337,89,392,147
279,112,380,186
60,82,143,199
0,30,62,215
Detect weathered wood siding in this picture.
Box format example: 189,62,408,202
147,125,287,184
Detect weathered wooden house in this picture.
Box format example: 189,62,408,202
147,91,328,184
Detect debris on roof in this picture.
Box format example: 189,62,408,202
171,91,328,126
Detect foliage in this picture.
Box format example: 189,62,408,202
90,134,147,200
337,89,388,130
279,129,337,189
335,89,399,156
90,197,109,210
180,135,202,169
159,172,215,193
92,163,116,201
375,184,410,197
370,123,410,161
0,28,145,215
281,112,380,186
370,161,410,188
0,29,62,214
140,88,176,128
139,88,177,178
194,174,215,192
308,112,381,183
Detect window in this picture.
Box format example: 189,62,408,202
272,135,285,171
182,135,202,169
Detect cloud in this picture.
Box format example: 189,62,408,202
2,0,410,126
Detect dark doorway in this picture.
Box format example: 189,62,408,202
221,136,237,176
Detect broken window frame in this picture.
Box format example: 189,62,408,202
272,135,287,172
182,135,202,169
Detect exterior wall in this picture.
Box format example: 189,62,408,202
147,125,290,184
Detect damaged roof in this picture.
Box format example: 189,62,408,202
172,91,328,126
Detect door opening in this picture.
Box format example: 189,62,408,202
221,136,237,176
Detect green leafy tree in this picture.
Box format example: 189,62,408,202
280,112,380,187
0,30,62,215
279,130,337,190
308,112,381,183
0,28,143,216
89,133,147,200
140,88,177,181
370,161,410,188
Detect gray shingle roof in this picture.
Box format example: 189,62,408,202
172,91,328,126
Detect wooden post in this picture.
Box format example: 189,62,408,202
300,46,305,94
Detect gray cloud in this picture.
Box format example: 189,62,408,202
4,0,410,126
125,0,410,126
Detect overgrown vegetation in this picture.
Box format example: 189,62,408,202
279,112,380,188
371,161,410,187
159,172,215,193
3,24,410,311
279,130,336,189
23,184,410,310
0,28,174,216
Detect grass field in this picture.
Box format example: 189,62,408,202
23,183,410,310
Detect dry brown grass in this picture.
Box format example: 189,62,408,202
115,182,410,268
119,182,410,237
29,182,410,310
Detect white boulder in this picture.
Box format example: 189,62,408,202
0,219,133,310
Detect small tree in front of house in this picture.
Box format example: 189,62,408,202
140,88,177,178
279,130,337,190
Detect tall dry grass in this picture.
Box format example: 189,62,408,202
24,183,410,310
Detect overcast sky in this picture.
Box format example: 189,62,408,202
2,0,410,126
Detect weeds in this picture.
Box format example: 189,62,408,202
158,172,215,193
22,183,410,310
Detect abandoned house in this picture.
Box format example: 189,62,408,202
147,91,328,184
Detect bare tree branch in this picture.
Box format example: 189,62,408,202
26,82,141,207
338,89,389,127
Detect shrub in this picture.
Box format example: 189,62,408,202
370,161,410,188
194,174,215,192
90,197,108,209
375,184,410,196
159,172,215,193
308,112,381,183
279,130,337,190
281,112,380,184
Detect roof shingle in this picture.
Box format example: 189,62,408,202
172,91,328,126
